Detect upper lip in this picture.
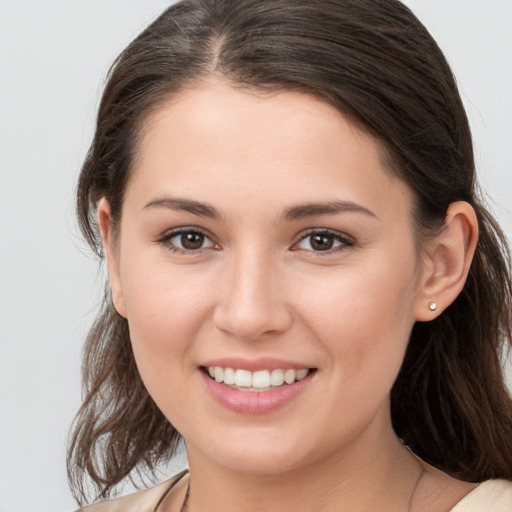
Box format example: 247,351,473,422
201,357,314,372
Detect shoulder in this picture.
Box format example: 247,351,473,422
76,471,188,512
450,479,512,512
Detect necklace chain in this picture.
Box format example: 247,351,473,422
404,464,426,512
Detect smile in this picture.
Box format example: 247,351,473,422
206,366,311,391
200,358,317,414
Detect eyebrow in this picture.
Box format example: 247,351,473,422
143,197,220,218
282,200,377,221
143,196,376,221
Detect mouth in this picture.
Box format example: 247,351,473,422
201,366,316,392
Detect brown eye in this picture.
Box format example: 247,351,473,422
160,228,216,253
310,234,334,251
181,232,205,250
294,230,353,253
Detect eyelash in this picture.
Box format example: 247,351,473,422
157,227,218,254
157,227,354,255
292,229,354,255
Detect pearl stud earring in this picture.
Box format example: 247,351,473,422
429,302,437,311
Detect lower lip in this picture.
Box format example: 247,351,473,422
200,370,315,414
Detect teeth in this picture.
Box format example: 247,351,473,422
284,369,296,384
206,366,311,389
296,369,308,381
252,370,270,389
270,369,284,386
214,367,224,382
224,367,236,385
234,369,252,387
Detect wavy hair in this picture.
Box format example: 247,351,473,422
68,0,512,504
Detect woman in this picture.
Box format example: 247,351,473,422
68,0,512,510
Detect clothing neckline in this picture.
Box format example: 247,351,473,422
154,470,189,512
449,481,485,510
448,479,511,511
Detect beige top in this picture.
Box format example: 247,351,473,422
78,471,187,512
79,473,512,512
450,479,512,511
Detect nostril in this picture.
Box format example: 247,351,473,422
212,304,293,341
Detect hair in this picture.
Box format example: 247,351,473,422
68,0,512,505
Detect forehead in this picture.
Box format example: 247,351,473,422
138,81,376,162
127,80,412,220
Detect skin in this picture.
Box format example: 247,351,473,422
99,80,478,511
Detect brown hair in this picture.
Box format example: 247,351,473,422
68,0,512,504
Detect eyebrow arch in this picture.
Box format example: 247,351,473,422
143,197,220,218
283,200,376,221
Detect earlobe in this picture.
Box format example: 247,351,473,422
414,201,478,321
97,198,127,318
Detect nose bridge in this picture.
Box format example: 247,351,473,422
213,243,292,339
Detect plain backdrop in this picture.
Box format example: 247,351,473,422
0,2,511,511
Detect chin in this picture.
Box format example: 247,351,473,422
187,426,316,475
213,448,309,476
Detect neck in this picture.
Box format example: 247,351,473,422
183,417,422,512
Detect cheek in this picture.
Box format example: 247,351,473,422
296,254,419,383
119,259,214,389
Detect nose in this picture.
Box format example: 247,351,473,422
213,249,293,340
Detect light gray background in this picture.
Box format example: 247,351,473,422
0,2,511,511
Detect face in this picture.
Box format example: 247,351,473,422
101,80,429,476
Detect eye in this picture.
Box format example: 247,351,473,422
293,230,353,253
158,228,217,253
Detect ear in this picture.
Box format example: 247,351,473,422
97,198,127,318
414,201,478,321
